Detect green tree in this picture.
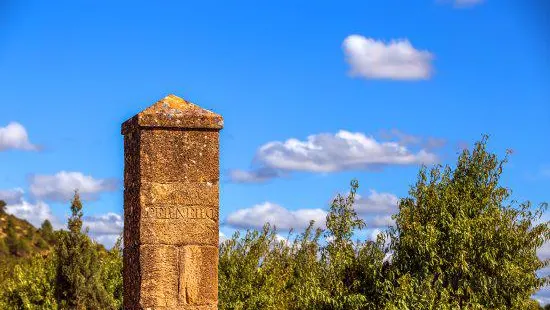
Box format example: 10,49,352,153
219,224,294,310
388,136,549,309
101,237,123,309
0,199,6,214
39,219,55,244
317,180,375,310
0,255,58,309
218,180,388,310
54,191,114,309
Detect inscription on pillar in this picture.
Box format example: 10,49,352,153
122,94,223,310
142,206,219,220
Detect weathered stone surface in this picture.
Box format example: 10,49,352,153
140,245,179,308
139,130,219,183
123,305,217,309
139,214,218,246
123,245,141,307
124,130,142,249
121,94,224,134
140,181,219,206
178,246,218,306
123,95,222,310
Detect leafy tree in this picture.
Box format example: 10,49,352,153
317,180,383,310
0,255,58,309
0,199,6,214
218,180,388,310
39,219,55,244
54,191,114,309
101,237,123,309
389,136,549,309
219,224,293,309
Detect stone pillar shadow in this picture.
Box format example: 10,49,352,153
122,94,223,310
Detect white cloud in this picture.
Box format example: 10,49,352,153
355,190,399,215
231,130,440,183
0,188,25,204
0,122,38,151
1,188,59,228
343,35,433,80
30,171,118,202
367,215,395,228
225,202,326,231
93,234,121,249
83,212,123,248
532,229,550,305
538,241,550,260
83,212,123,235
256,131,437,173
534,284,550,306
5,197,59,228
354,190,399,228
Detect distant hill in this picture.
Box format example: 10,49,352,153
0,200,57,289
0,200,55,259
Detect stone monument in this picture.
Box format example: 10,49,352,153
121,94,223,309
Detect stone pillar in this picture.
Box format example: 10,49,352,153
122,94,223,310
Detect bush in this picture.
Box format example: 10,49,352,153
0,255,58,309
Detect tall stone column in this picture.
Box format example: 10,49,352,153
122,94,223,310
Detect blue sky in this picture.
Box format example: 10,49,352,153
0,0,549,301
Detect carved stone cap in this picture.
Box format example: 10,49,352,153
121,94,224,134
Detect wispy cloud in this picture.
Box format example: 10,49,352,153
29,171,118,202
379,129,447,150
0,188,25,204
437,0,484,8
230,130,438,183
0,122,39,151
228,167,285,183
343,35,434,80
453,0,484,8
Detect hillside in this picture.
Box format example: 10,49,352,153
0,200,57,292
0,200,55,259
